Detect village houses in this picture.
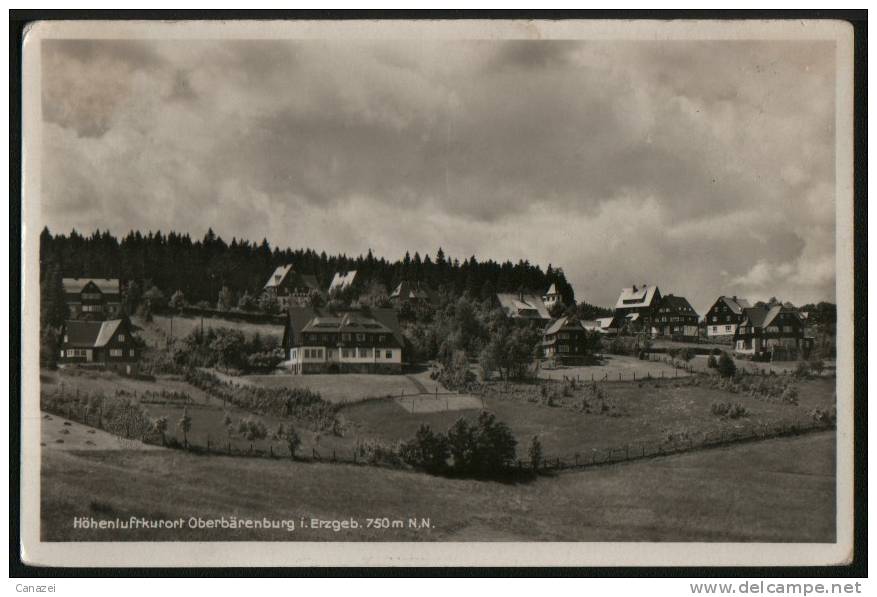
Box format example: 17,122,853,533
733,304,812,361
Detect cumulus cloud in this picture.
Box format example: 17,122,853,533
39,38,837,311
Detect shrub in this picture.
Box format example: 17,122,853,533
678,348,694,362
711,401,748,419
400,424,450,473
717,352,737,378
445,412,517,476
780,384,799,405
237,417,268,441
707,355,718,368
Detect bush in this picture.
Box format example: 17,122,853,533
237,417,268,441
717,352,736,378
710,401,748,419
707,355,718,369
400,424,450,473
445,412,517,476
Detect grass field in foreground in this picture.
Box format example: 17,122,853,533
41,431,835,543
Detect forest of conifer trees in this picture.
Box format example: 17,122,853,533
39,227,590,309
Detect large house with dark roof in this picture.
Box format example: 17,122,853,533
62,278,122,319
653,294,699,340
495,291,551,324
59,318,140,373
282,306,404,374
541,316,595,364
613,284,662,332
262,265,322,309
733,305,811,361
704,295,751,340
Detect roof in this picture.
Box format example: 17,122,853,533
716,295,750,314
544,283,558,296
62,278,120,295
390,281,436,303
329,271,357,294
658,294,699,316
496,293,551,320
264,265,321,293
543,316,589,335
286,306,404,347
62,319,124,348
741,306,770,328
264,265,293,288
615,285,659,309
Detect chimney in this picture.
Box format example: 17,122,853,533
632,284,638,292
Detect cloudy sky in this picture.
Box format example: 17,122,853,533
40,38,836,311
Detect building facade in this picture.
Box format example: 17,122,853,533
62,278,122,319
542,283,562,311
653,294,700,340
59,318,140,374
613,284,662,332
283,307,404,374
704,295,751,340
542,316,595,364
733,305,812,361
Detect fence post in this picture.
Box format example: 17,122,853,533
269,445,273,458
333,449,336,462
227,440,231,454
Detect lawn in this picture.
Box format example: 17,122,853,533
243,373,426,404
538,354,690,383
40,431,836,543
340,377,836,460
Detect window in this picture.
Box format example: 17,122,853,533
117,334,125,342
66,349,87,357
725,325,731,332
63,335,68,342
129,349,135,357
378,335,385,343
342,333,351,342
110,349,123,357
342,348,351,358
385,350,393,359
356,333,365,342
82,305,103,312
711,326,717,333
559,345,570,353
358,348,369,358
783,326,792,333
711,316,717,322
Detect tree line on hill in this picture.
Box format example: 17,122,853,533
39,227,580,310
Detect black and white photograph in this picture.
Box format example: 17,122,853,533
18,18,856,568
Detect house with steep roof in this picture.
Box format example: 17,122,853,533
282,306,404,374
59,318,140,373
328,270,358,296
389,280,437,308
704,295,751,340
62,278,122,319
495,291,551,323
542,316,597,364
262,265,322,309
653,294,700,340
733,305,811,361
613,284,662,331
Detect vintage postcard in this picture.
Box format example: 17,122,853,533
19,18,855,567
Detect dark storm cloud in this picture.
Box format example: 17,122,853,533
40,38,837,309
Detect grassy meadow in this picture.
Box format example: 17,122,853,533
41,431,836,542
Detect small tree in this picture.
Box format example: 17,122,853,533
278,423,302,459
169,290,186,310
528,436,543,472
217,286,235,312
143,285,167,309
306,289,325,308
717,352,737,378
237,291,258,312
153,416,168,446
178,407,192,448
